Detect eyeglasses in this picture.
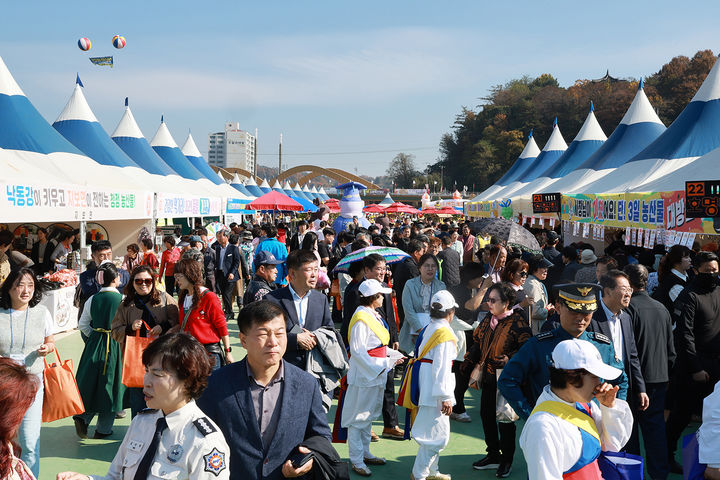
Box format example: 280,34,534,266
516,271,528,277
487,298,503,304
134,278,154,286
615,287,633,294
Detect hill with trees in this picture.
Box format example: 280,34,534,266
425,49,716,193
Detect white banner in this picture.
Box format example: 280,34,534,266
156,193,223,217
1,181,153,223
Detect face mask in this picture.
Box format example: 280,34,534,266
695,272,718,290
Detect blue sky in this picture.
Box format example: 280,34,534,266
2,1,719,177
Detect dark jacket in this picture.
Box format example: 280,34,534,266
265,287,334,369
625,290,676,384
212,242,243,282
652,271,687,322
197,358,332,480
289,233,303,252
244,275,277,304
298,435,350,480
392,256,419,323
30,241,53,275
590,305,646,394
203,248,216,280
560,261,582,283
673,280,720,375
77,264,130,318
437,248,461,287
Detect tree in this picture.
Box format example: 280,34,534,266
386,153,420,188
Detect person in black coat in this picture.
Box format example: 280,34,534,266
437,236,461,288
624,264,676,480
589,270,648,410
265,250,334,369
288,220,309,252
666,251,720,471
30,227,53,275
212,229,244,319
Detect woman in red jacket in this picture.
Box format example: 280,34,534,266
173,258,234,369
159,235,181,296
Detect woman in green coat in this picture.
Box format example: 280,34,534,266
73,262,125,439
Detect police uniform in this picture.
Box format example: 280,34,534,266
91,400,229,480
497,284,628,420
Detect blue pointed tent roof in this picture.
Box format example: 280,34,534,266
539,79,666,194
540,105,607,179
244,177,265,197
506,105,607,199
318,187,330,201
576,81,666,172
150,118,207,181
282,181,297,198
474,131,540,201
181,133,224,185
303,184,319,199
230,174,255,197
53,81,142,169
292,182,312,201
289,194,319,212
259,179,272,194
271,179,286,194
111,100,177,177
0,59,83,156
516,119,568,182
580,55,720,194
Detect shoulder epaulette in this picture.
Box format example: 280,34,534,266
137,408,158,415
536,331,555,341
591,332,611,344
193,417,218,436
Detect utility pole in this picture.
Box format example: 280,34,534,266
253,128,258,176
278,133,282,177
440,164,444,193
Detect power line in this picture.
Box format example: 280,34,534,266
256,146,437,156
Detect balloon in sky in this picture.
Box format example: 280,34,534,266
78,37,92,51
112,35,126,49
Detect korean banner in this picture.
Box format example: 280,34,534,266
2,181,153,222
156,193,222,218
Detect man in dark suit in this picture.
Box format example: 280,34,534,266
288,220,309,252
30,227,53,275
213,229,242,320
198,301,332,480
589,270,649,414
77,240,129,319
624,264,676,480
266,249,334,369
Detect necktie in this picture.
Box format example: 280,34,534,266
134,417,168,480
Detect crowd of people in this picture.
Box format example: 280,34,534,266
0,214,719,480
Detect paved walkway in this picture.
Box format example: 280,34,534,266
38,318,688,480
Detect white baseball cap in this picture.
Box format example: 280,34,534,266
552,339,622,380
358,279,392,297
431,290,459,311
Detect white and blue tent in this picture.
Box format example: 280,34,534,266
311,186,321,199
0,58,139,191
539,80,666,195
507,104,607,198
282,181,297,198
259,179,272,194
490,119,567,200
245,177,265,197
303,184,318,200
181,133,226,186
293,183,312,202
475,131,540,201
51,78,169,192
230,174,255,198
112,100,178,177
271,179,286,194
111,102,216,196
577,56,720,195
379,193,395,206
318,187,331,201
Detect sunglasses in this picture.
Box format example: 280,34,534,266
515,271,528,277
487,298,503,304
134,278,154,286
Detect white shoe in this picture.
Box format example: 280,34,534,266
449,412,471,423
427,473,451,480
